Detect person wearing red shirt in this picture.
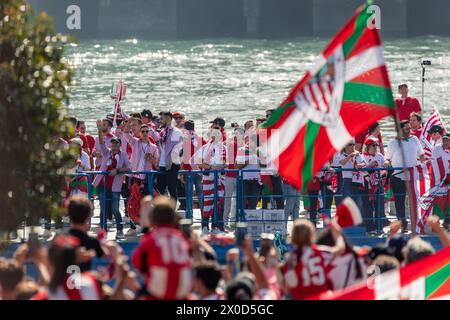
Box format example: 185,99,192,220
282,219,345,300
132,196,192,300
395,84,422,121
409,112,423,139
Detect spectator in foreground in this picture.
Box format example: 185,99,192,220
66,195,106,272
132,196,192,300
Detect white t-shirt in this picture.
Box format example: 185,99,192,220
236,147,260,181
385,136,424,180
190,142,227,170
77,151,91,172
431,144,450,161
331,152,342,167
362,153,385,172
336,153,364,179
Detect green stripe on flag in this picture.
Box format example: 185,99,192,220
259,101,295,129
342,3,371,57
301,121,321,191
425,263,450,298
343,82,395,108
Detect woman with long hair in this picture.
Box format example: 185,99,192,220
281,219,345,300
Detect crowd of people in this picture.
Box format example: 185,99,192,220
1,83,449,300
0,194,448,300
41,82,449,241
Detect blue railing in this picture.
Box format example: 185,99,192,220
64,166,449,234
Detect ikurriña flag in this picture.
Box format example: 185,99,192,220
259,1,396,191
409,157,450,234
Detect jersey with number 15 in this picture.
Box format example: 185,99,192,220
283,245,333,300
132,226,192,300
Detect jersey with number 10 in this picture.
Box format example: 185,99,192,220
132,226,192,299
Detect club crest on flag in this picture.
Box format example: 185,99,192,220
294,48,345,128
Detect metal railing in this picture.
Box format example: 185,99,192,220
62,166,450,234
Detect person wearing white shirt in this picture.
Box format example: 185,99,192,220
337,140,365,209
361,136,387,233
384,120,425,232
431,133,450,161
236,132,261,210
428,125,444,154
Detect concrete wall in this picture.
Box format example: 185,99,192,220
98,0,177,39
29,0,99,38
27,0,450,40
313,0,407,38
177,0,246,39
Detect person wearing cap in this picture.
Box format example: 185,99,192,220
431,133,450,230
92,120,131,238
139,109,160,144
223,127,245,228
428,124,444,148
156,111,183,201
190,124,227,234
395,84,422,121
70,138,91,173
172,111,186,130
384,120,425,232
361,135,388,233
67,138,92,199
337,140,365,209
141,109,153,125
210,117,227,141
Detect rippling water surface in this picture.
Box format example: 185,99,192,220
66,37,450,138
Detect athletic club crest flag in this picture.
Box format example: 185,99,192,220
259,1,396,191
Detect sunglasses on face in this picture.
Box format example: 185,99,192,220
348,143,355,146
141,130,149,133
370,143,379,147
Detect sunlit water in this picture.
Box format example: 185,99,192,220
65,37,450,139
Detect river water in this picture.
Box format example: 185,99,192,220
65,36,450,138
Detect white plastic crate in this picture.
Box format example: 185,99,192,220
263,210,285,222
245,209,264,223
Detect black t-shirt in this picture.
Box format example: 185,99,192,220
68,228,105,272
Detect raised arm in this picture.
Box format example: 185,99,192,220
427,216,450,248
242,236,269,289
96,119,109,157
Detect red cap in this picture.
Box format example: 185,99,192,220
363,135,378,146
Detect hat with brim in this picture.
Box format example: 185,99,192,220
428,125,444,135
210,117,225,127
110,137,121,145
